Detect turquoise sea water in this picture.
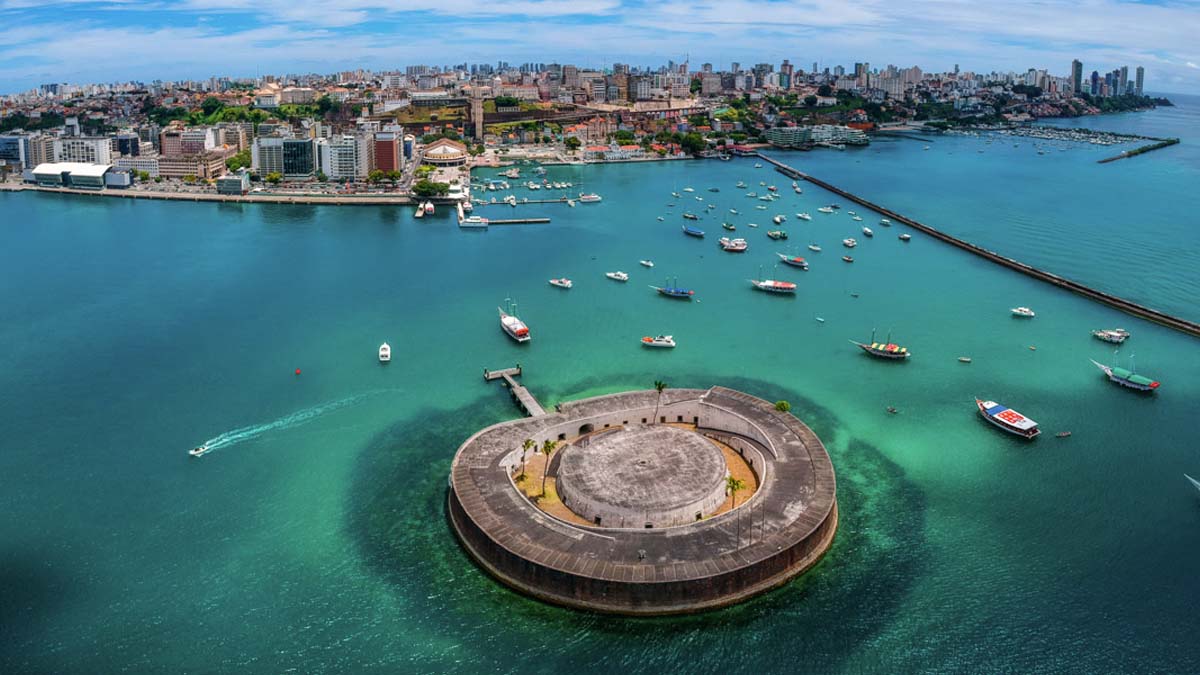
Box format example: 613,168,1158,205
2,97,1198,673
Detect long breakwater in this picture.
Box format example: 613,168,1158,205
755,152,1200,338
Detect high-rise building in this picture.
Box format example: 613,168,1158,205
54,137,113,164
374,130,402,174
563,65,579,89
1071,60,1083,95
1135,66,1144,96
1090,71,1100,95
1119,66,1129,95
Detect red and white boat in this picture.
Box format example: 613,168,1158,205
975,398,1040,439
498,304,530,343
749,278,797,294
719,237,748,252
577,193,602,203
548,278,573,289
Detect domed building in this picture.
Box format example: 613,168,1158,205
421,138,467,166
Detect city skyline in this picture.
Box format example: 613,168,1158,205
1,0,1198,95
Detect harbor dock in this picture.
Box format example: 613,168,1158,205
483,366,547,417
753,152,1200,338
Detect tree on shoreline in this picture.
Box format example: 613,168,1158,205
653,380,667,423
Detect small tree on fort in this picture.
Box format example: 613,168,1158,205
519,438,535,483
539,439,558,498
726,476,746,508
775,400,791,413
653,380,667,423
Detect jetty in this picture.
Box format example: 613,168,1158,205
487,218,551,225
753,152,1200,338
483,366,547,417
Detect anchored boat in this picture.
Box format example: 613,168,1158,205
682,225,706,238
976,398,1040,439
749,278,797,294
719,237,748,252
767,230,788,240
606,271,629,282
850,329,911,360
549,278,573,289
1090,358,1160,392
1011,306,1036,318
1092,328,1130,344
641,335,676,348
378,342,391,363
650,278,695,300
776,253,809,269
499,302,531,343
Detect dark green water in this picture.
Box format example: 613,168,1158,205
2,100,1198,673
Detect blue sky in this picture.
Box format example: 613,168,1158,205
1,0,1198,94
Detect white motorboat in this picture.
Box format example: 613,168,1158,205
578,193,602,203
459,215,489,229
848,211,857,216
641,335,676,348
899,233,912,241
817,206,835,214
773,215,784,224
606,271,629,282
754,162,763,168
843,238,858,248
1092,328,1130,344
862,227,874,237
755,205,768,210
797,213,812,221
729,209,739,215
880,218,891,226
424,202,435,215
808,244,822,252
189,445,209,457
683,187,695,192
656,216,664,221
640,260,654,268
852,215,863,222
379,342,391,363
1011,306,1036,318
549,278,573,289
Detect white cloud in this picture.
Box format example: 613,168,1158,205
1,0,1199,93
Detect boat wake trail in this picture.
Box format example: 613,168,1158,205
200,393,378,453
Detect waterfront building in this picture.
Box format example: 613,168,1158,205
317,135,361,181
179,128,216,155
53,137,113,164
1119,66,1129,96
157,151,227,180
114,133,141,157
1135,66,1144,96
1071,59,1083,95
374,130,402,174
253,136,315,179
113,155,160,177
31,161,112,189
216,170,251,195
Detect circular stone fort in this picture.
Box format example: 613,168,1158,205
447,386,838,615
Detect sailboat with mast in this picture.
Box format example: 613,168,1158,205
498,298,530,343
650,277,695,299
1090,351,1160,392
850,329,911,360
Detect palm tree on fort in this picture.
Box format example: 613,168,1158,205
726,476,746,508
539,439,558,499
653,380,667,423
519,438,535,483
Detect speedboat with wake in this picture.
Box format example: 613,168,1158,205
189,445,210,457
